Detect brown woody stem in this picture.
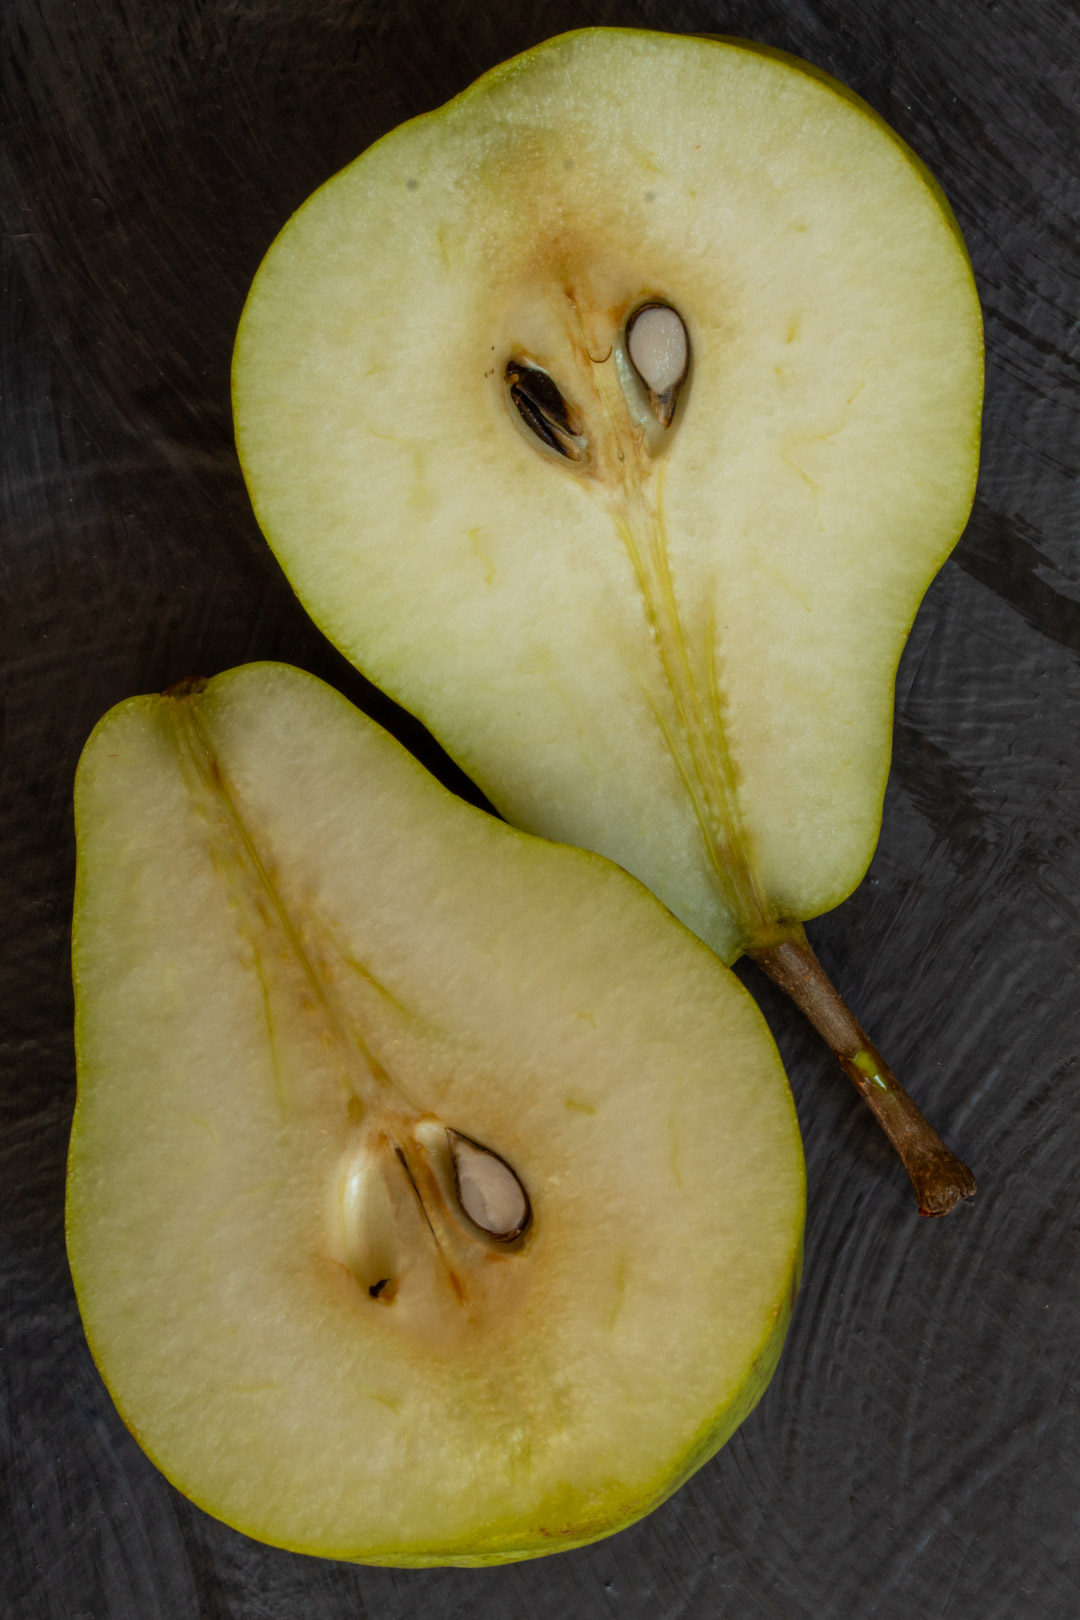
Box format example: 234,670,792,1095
750,926,976,1217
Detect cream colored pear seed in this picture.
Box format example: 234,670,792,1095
627,304,688,398
449,1130,530,1240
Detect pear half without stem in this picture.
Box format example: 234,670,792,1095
232,29,982,1211
68,662,803,1565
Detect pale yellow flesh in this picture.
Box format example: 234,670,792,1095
233,28,983,963
68,663,803,1565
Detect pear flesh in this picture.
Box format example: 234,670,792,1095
68,663,803,1565
233,28,983,965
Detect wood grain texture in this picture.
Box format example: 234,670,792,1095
3,0,1078,1614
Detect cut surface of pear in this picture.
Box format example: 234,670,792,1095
68,663,803,1566
233,27,983,967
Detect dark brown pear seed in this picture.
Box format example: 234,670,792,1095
626,303,689,428
447,1129,531,1242
505,359,587,462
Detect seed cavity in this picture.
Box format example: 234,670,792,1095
339,1147,400,1301
625,303,689,428
448,1129,531,1242
505,359,588,463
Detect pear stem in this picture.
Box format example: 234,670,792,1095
750,927,977,1217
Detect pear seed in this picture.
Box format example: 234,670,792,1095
505,360,587,463
448,1130,530,1241
626,304,689,427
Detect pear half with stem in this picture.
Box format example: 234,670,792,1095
68,662,803,1566
233,29,982,1213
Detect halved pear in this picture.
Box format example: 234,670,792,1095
68,662,803,1566
232,29,982,1212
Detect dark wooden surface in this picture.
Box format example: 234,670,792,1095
3,2,1078,1615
